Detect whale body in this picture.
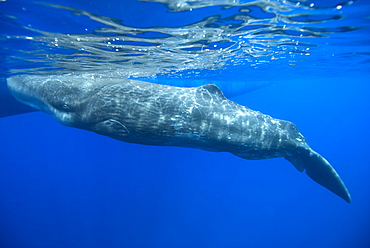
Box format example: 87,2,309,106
7,74,351,202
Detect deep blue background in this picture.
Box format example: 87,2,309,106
1,0,370,248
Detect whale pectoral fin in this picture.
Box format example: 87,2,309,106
93,119,129,137
285,149,351,203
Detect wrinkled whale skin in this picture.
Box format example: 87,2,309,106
7,75,351,202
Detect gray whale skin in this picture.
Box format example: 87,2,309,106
7,74,351,203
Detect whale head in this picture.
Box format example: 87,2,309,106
7,75,89,127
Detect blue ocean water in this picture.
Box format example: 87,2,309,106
0,0,370,248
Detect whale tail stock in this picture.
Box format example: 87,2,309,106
285,149,351,203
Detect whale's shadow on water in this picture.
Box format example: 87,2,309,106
4,73,351,203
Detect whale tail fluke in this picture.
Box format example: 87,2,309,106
285,149,351,203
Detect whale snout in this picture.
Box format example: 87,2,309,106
7,74,89,127
7,75,45,111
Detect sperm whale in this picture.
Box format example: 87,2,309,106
7,74,351,202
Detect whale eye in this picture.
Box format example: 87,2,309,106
57,102,71,111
